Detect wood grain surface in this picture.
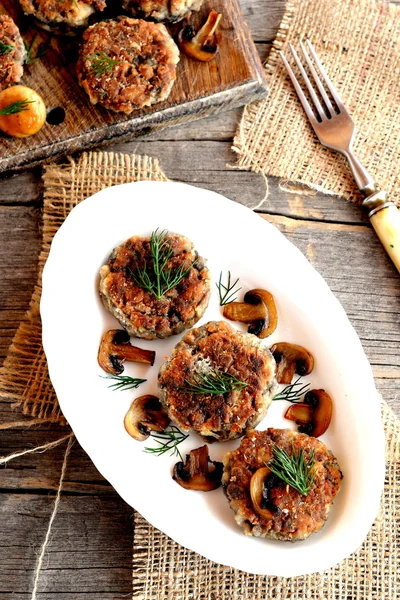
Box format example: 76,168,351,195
1,1,400,598
0,0,266,173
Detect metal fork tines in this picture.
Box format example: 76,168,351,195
280,41,400,274
279,40,376,193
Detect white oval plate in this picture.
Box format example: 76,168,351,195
41,181,384,577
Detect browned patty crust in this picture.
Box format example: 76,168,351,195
99,232,211,339
122,0,205,22
223,428,342,541
77,17,179,113
18,0,106,29
158,321,277,442
0,15,26,92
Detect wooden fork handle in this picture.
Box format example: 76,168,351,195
369,205,400,272
362,191,400,272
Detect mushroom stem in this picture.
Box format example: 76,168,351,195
178,11,222,62
108,342,155,364
98,329,156,375
173,445,223,491
195,10,222,45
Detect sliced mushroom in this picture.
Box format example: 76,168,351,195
243,289,278,338
98,329,155,374
270,342,314,384
124,395,170,441
178,10,222,62
284,403,313,425
306,389,332,437
173,445,223,491
250,467,278,520
284,389,332,438
223,301,267,324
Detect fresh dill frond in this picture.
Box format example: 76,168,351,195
85,51,121,76
268,444,315,496
0,40,14,55
144,426,189,460
24,35,50,65
102,375,147,391
0,99,34,115
273,377,311,403
129,228,193,300
180,370,248,395
216,271,241,306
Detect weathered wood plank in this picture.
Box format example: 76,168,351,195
0,149,369,225
0,494,132,595
0,431,111,493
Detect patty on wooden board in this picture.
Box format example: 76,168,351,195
0,15,26,91
122,0,205,22
158,321,277,441
222,428,342,541
77,17,179,113
18,0,106,32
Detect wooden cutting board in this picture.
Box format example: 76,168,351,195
0,0,266,174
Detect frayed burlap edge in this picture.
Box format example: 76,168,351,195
0,151,168,424
232,0,400,207
133,398,399,600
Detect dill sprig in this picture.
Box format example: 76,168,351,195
144,425,189,460
102,375,147,391
0,99,34,115
129,228,193,300
24,35,50,65
0,40,14,55
273,377,311,403
180,370,248,395
216,271,241,306
268,444,315,496
85,51,121,76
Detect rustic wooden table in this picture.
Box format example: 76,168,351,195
1,1,399,598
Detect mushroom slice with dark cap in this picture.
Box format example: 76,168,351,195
243,289,278,338
173,445,223,491
284,390,333,438
223,289,278,339
223,300,267,325
250,466,277,520
124,395,170,441
178,10,222,62
270,342,314,384
98,329,155,375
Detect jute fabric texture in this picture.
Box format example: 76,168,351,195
233,0,400,206
0,151,399,599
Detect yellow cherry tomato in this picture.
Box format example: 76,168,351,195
0,85,46,138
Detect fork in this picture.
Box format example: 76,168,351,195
280,40,400,273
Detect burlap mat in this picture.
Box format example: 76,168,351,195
233,0,400,206
0,151,399,598
0,152,167,423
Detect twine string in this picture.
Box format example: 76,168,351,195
31,435,74,600
0,432,74,466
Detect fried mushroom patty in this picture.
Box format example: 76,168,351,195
0,15,26,92
18,0,106,32
223,428,342,541
158,321,277,442
99,232,211,339
122,0,205,23
77,17,179,113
